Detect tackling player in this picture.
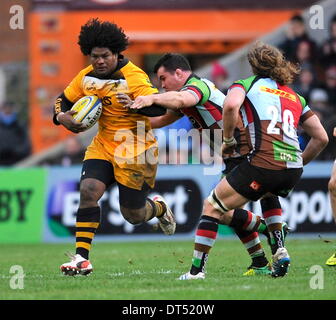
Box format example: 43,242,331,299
53,19,176,276
120,53,289,276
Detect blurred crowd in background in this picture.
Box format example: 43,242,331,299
1,12,336,167
281,13,336,160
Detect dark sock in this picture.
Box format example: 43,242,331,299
269,228,284,255
259,219,269,237
190,215,218,275
251,254,269,268
260,196,283,254
232,227,267,268
75,206,101,260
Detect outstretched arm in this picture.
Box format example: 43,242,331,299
117,92,183,128
150,111,183,129
128,91,199,111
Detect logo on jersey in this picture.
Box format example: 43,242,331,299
260,86,296,102
86,80,97,91
102,96,112,105
54,98,62,114
250,180,261,191
273,140,298,162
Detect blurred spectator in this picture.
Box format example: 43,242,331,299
291,66,317,103
320,14,336,68
0,102,31,166
318,114,336,160
211,62,229,94
309,88,331,114
324,65,336,107
279,14,317,63
294,40,317,69
57,136,85,166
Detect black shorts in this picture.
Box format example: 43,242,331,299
226,159,303,201
80,159,152,209
222,156,247,176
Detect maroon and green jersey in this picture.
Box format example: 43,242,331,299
229,75,314,170
177,74,249,157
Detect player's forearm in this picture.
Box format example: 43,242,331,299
152,92,187,110
223,106,238,139
222,87,245,139
150,116,168,128
53,93,74,125
302,137,329,165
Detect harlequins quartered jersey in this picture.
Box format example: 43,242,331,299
178,74,249,157
230,75,314,170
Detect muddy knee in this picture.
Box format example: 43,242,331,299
120,206,146,225
79,178,105,207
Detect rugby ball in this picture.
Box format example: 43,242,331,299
71,95,102,130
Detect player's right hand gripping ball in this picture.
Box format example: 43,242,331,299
71,95,102,130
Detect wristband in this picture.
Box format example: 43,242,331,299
223,136,235,144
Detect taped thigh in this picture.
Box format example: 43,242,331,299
207,189,229,213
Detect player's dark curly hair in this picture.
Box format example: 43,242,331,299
78,18,129,55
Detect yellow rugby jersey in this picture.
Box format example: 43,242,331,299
63,59,159,158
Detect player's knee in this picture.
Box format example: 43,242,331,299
79,179,106,207
261,192,275,199
328,178,336,194
203,199,211,213
260,194,280,208
120,207,145,225
218,209,234,225
79,181,102,206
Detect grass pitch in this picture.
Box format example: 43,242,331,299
0,239,335,300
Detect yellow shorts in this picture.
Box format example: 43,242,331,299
84,136,158,190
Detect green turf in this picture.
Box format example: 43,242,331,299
0,239,335,300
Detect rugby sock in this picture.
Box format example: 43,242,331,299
258,219,269,237
230,208,263,233
144,198,166,221
154,200,166,217
75,206,101,260
232,228,268,268
190,215,218,275
260,197,283,255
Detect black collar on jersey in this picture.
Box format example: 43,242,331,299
88,56,129,80
115,55,129,72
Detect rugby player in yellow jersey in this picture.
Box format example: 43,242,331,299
53,19,176,276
